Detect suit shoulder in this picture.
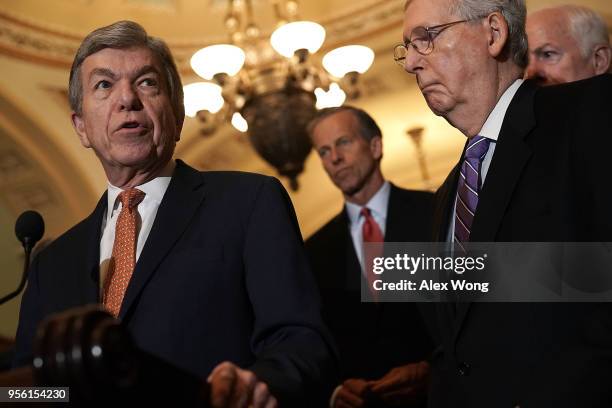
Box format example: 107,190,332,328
305,213,345,251
535,74,612,108
199,171,283,198
34,215,94,265
200,170,276,186
392,186,434,205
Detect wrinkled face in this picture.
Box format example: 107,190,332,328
526,10,595,85
310,111,381,196
72,46,181,176
402,0,491,119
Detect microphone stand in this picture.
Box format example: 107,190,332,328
0,237,34,305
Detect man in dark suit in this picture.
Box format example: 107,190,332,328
400,0,612,406
13,20,337,407
305,106,434,408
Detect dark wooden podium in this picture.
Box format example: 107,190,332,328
0,306,210,406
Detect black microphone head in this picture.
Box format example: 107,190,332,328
15,210,45,248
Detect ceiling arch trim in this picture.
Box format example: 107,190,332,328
0,0,402,70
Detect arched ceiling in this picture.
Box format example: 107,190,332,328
0,0,610,337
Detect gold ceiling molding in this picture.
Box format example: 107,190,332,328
320,0,403,50
0,0,402,71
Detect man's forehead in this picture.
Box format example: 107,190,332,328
527,12,575,48
312,112,358,142
403,0,453,31
82,46,160,74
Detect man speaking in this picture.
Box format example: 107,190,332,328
13,20,337,407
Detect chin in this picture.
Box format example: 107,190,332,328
336,181,358,196
424,95,452,117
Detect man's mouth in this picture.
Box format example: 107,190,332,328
117,121,148,134
120,121,144,129
123,121,139,128
334,168,351,179
420,82,439,92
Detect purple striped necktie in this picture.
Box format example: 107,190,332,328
454,135,490,248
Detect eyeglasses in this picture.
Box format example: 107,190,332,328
394,19,470,66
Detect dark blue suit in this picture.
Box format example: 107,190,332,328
14,160,338,406
305,185,434,407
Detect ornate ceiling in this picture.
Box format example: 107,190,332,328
0,0,610,336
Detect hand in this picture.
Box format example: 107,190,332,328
368,361,430,407
332,378,372,408
207,361,278,408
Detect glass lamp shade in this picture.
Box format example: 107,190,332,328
231,112,249,132
183,82,225,117
322,45,375,78
270,21,326,58
190,44,246,80
315,83,346,109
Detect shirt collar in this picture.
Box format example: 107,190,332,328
345,181,391,226
106,173,172,220
479,79,524,142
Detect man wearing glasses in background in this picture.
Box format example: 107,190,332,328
395,0,612,407
525,5,611,86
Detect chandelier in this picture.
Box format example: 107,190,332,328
183,0,374,190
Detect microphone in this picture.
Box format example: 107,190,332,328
0,211,45,304
15,211,44,252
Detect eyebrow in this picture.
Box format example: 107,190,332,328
533,44,557,52
89,67,117,81
88,65,160,83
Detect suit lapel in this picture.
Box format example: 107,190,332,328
469,81,537,242
453,80,537,338
437,165,460,242
118,160,206,319
83,194,107,304
338,209,362,291
385,184,412,242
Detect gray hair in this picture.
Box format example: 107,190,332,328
307,105,382,143
560,5,611,58
404,0,528,68
69,20,184,124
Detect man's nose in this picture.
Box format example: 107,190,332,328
330,148,343,165
117,82,143,111
403,45,424,74
524,58,541,80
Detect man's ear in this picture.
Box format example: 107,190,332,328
592,45,612,75
71,112,91,148
175,116,184,142
370,136,383,160
485,12,510,59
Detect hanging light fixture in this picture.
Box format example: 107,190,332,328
184,0,374,190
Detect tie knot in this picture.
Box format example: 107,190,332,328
118,188,145,210
360,207,372,219
464,135,490,160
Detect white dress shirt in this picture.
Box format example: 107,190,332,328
99,174,172,290
345,181,390,273
447,79,524,241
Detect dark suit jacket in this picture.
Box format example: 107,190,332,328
426,74,612,408
305,184,434,405
14,160,338,406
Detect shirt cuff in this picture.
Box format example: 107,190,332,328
329,384,342,408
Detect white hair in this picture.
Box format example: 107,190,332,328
450,0,528,68
404,0,528,68
558,5,611,58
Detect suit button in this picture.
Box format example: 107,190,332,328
457,362,471,376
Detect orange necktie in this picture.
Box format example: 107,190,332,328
361,207,384,301
103,188,145,317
